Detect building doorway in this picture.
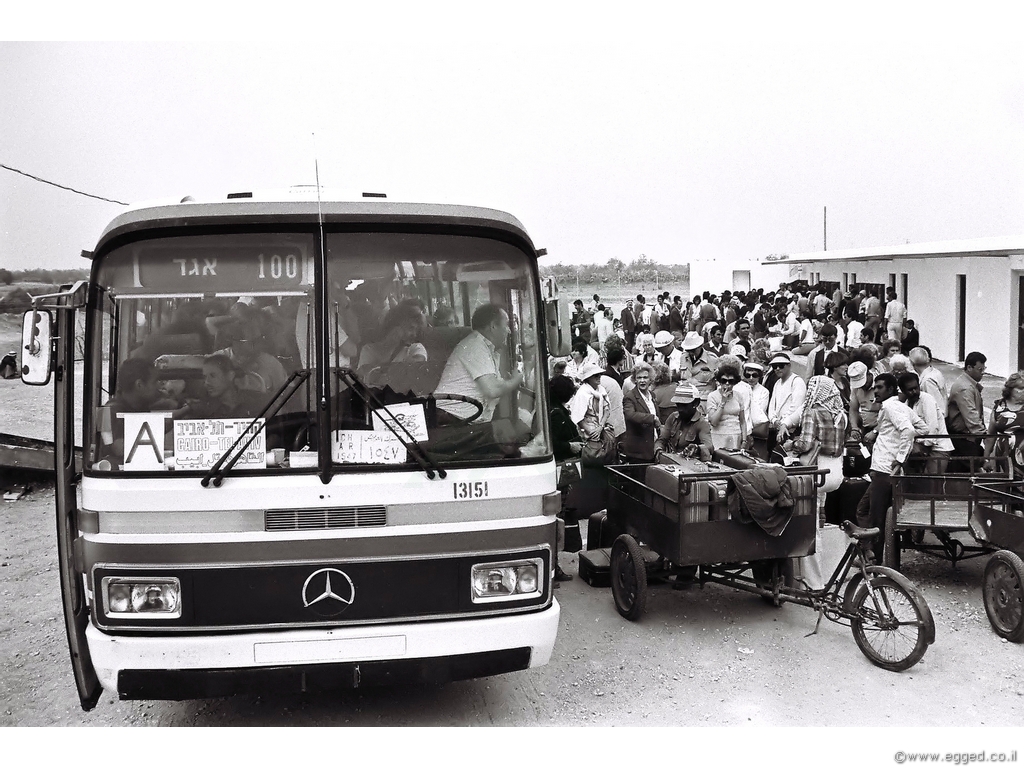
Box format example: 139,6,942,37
956,274,967,362
1018,274,1024,371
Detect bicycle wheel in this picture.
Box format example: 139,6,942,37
610,534,648,621
850,574,931,671
983,550,1024,643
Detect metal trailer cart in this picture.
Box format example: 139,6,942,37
886,438,1024,641
969,481,1024,642
885,437,1009,571
604,462,935,671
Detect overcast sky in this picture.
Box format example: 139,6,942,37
2,5,1022,271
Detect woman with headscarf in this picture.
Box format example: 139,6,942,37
783,375,849,591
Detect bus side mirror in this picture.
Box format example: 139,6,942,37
21,308,53,386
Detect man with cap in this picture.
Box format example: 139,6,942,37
654,383,713,461
848,360,880,445
677,331,718,396
653,330,683,379
766,350,807,451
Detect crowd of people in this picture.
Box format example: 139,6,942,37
548,282,1011,581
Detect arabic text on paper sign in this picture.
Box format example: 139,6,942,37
332,431,408,465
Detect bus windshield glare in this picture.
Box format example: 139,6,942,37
85,230,550,474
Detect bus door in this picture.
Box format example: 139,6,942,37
26,285,102,710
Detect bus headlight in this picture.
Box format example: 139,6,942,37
102,577,181,619
470,558,543,603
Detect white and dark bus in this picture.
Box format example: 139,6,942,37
21,190,560,709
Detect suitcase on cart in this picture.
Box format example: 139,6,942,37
644,462,732,522
586,510,622,551
578,547,611,587
712,448,764,470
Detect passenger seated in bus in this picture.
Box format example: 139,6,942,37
97,358,176,462
432,305,458,328
177,354,262,420
357,298,428,369
157,320,288,396
157,300,214,353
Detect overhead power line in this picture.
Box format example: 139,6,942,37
1,162,128,206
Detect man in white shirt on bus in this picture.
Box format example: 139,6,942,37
436,303,522,423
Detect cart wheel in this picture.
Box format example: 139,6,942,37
850,574,931,671
610,534,648,621
983,550,1024,643
883,506,901,571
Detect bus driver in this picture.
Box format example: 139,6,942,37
436,303,523,424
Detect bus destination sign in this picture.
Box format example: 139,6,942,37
135,246,310,292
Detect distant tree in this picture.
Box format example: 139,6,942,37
0,268,12,285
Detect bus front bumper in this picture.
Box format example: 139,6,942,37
87,600,559,700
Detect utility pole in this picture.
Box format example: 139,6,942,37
824,206,827,251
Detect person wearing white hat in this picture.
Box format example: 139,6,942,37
653,382,713,461
653,330,683,379
678,331,717,397
766,350,806,451
848,360,880,445
742,361,771,436
568,361,611,446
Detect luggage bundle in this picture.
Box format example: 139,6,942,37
645,461,732,523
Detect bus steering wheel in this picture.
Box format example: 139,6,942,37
433,393,485,425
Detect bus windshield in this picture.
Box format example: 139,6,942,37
84,229,550,474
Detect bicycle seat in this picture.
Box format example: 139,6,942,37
841,521,879,540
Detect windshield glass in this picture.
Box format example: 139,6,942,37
83,228,550,474
84,232,317,473
325,232,548,467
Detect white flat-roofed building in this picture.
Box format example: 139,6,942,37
759,236,1024,377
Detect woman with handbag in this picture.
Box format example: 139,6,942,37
783,375,849,591
570,362,617,464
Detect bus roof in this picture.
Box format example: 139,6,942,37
93,189,537,255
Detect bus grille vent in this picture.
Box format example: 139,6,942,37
265,506,388,531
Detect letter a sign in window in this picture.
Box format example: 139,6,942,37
120,412,172,471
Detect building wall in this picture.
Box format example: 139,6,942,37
688,259,780,297
783,256,1015,376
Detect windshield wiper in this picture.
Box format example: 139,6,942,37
202,369,312,488
335,367,447,480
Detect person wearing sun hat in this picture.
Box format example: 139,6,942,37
848,359,880,445
653,382,713,461
653,330,683,379
765,350,806,452
678,331,717,397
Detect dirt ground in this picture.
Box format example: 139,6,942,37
2,479,1023,727
2,311,1023,728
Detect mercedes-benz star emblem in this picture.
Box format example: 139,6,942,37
301,568,356,617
